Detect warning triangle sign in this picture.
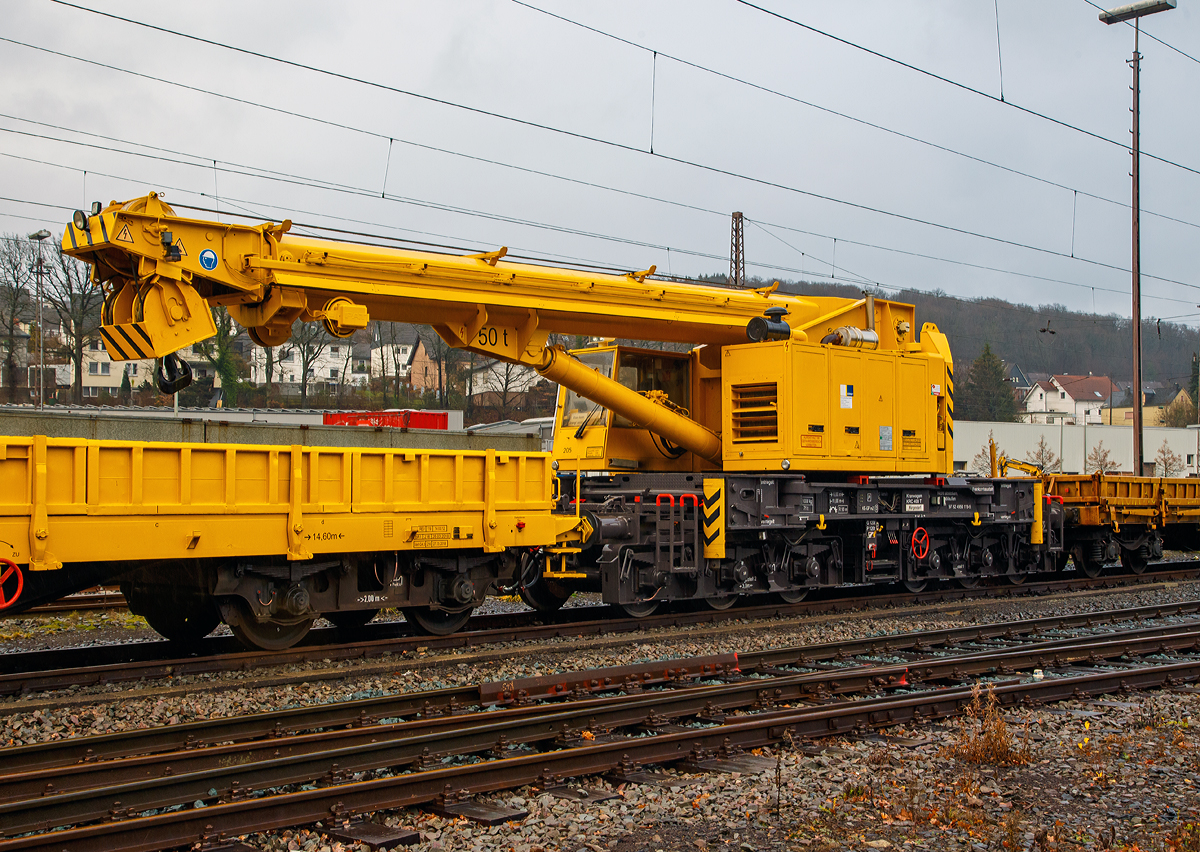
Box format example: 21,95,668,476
115,223,134,244
174,240,187,257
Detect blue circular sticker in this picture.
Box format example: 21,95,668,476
199,249,218,271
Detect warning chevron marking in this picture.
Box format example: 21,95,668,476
702,478,725,560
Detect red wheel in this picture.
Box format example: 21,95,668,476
911,528,930,561
0,558,24,610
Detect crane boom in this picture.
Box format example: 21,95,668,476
64,194,916,362
64,194,953,474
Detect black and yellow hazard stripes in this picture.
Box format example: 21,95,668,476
702,478,725,559
99,323,155,361
945,364,955,440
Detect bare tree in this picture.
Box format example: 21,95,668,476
1160,392,1198,428
1085,441,1120,474
44,243,102,403
372,321,415,407
970,430,1000,476
0,236,31,402
192,308,247,406
1025,435,1061,473
262,344,277,391
1156,439,1184,478
290,321,332,404
334,339,354,406
419,326,463,408
474,357,534,421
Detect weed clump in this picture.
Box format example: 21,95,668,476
942,682,1031,765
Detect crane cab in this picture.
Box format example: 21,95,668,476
551,344,722,473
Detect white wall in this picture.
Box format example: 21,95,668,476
956,421,1200,476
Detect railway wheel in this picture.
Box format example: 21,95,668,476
776,588,809,604
517,570,572,613
403,606,473,636
1006,571,1028,585
143,605,220,644
956,575,981,589
1073,546,1106,579
230,614,314,651
903,579,928,594
1121,547,1149,575
705,595,739,611
619,600,659,618
325,609,378,634
124,585,220,644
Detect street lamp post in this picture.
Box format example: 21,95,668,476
1100,0,1175,476
27,229,51,410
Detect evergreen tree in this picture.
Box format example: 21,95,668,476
958,343,1019,422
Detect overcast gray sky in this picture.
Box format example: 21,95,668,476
3,1,1198,329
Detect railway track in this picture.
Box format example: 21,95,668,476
1,566,1197,698
1,601,1198,851
9,592,127,616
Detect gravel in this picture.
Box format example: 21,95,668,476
4,581,1200,743
241,687,1199,851
2,579,1199,850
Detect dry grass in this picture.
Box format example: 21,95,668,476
1165,816,1200,852
941,682,1032,766
0,610,147,642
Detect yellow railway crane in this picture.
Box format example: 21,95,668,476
65,194,954,476
55,193,961,630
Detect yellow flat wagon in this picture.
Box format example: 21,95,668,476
1045,473,1200,575
0,436,574,647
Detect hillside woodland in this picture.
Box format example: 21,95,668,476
717,275,1198,422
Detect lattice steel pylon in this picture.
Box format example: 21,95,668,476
729,211,745,288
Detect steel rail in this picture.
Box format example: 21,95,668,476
1,657,1196,852
4,599,1198,775
14,593,127,616
2,568,1196,697
3,622,1200,834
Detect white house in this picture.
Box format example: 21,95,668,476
1023,374,1119,426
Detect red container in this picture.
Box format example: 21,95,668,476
322,410,449,429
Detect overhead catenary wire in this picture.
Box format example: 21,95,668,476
10,27,1200,241
2,9,1196,317
0,107,1187,304
5,191,1199,341
511,1,1200,231
1080,0,1200,66
34,2,1200,268
4,33,1200,307
734,0,1200,177
4,109,1198,303
8,118,1200,309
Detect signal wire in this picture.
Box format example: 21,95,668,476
734,0,1200,176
